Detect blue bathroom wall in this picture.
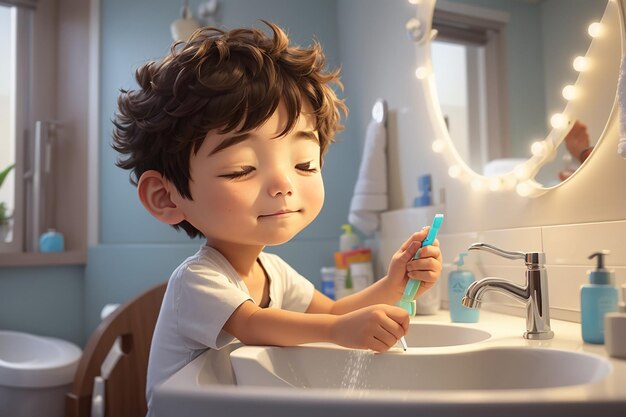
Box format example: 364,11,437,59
0,266,84,346
88,0,361,341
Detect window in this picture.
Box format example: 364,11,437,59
0,3,30,253
431,3,509,174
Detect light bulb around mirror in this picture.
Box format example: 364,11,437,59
588,22,603,38
408,0,422,4
531,141,546,157
562,85,578,100
516,181,533,197
415,66,429,79
550,113,567,129
448,165,462,178
488,177,502,191
573,56,589,72
431,139,445,153
470,178,485,191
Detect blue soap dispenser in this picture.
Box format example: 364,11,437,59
581,250,618,344
448,253,479,323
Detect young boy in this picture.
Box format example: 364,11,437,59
112,22,442,414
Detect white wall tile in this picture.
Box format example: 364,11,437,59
542,220,626,266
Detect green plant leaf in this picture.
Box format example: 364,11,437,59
0,164,15,189
0,202,7,225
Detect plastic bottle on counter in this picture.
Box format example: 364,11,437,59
339,224,361,252
581,251,618,344
448,253,479,323
320,267,336,300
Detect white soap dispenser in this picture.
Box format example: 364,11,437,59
339,224,360,252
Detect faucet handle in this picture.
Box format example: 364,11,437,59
468,242,545,266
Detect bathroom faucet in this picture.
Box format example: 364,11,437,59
461,243,554,340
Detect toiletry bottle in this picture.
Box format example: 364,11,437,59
334,225,360,299
413,174,432,207
320,267,336,300
581,250,618,344
339,224,360,251
333,252,353,299
604,284,626,359
39,229,65,253
448,253,479,323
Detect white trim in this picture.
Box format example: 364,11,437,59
87,0,100,246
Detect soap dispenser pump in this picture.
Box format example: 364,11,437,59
581,250,618,344
448,253,479,323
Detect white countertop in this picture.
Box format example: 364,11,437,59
153,310,626,417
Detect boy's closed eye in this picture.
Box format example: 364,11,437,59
295,161,318,173
219,166,256,180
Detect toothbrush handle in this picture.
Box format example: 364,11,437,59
402,278,421,301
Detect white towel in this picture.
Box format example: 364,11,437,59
348,118,388,234
618,54,626,158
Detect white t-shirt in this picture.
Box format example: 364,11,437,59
145,245,315,415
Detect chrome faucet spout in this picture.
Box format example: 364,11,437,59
462,277,529,307
463,242,554,340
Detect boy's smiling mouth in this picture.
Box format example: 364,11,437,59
258,209,301,218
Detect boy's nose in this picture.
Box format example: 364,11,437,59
267,170,294,197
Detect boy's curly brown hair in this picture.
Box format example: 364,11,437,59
112,21,347,238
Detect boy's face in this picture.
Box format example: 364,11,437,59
171,101,325,248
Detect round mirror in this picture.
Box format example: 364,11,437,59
426,0,620,194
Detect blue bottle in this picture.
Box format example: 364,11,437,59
39,229,65,253
413,174,432,207
448,253,479,323
581,251,618,344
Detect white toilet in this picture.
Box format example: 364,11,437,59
0,330,82,417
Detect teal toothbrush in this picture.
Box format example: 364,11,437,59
397,213,444,350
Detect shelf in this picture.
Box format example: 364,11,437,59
0,250,87,267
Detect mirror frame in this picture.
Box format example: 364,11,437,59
410,0,622,197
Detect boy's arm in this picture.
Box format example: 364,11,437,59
223,300,408,352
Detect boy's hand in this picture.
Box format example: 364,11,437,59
331,304,409,352
386,227,443,300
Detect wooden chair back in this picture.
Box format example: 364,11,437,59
66,282,167,417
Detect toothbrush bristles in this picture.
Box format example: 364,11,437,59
399,336,408,351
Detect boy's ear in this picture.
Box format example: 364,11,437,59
137,170,185,225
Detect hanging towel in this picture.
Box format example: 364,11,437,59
618,54,626,158
348,118,388,234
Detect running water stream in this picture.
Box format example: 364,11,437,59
340,350,372,392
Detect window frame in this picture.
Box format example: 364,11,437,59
0,0,93,265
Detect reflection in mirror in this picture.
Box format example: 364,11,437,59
426,0,618,193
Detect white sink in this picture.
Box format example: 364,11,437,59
154,312,625,417
230,345,611,390
404,322,490,347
